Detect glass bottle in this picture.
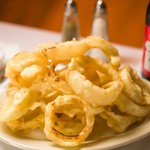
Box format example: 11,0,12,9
61,0,80,42
142,2,150,80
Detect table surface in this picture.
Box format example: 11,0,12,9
0,21,149,150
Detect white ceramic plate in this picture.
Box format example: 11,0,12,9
0,91,150,150
0,79,9,90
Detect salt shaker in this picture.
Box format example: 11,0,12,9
61,0,80,42
91,0,108,40
89,0,109,61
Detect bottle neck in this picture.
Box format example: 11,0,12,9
146,3,150,26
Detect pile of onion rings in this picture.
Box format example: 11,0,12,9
0,36,150,147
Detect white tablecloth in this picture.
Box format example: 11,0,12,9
0,21,149,150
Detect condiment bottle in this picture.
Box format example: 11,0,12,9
142,2,150,80
61,0,80,42
89,0,109,62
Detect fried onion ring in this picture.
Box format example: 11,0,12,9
119,65,150,105
30,80,56,99
0,88,40,121
47,65,74,95
37,36,120,68
6,113,44,132
44,95,94,147
5,51,49,87
66,56,123,106
2,35,150,147
84,36,120,68
100,110,138,132
115,93,150,117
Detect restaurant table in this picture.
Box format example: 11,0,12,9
0,21,149,150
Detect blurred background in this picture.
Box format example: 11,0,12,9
0,0,149,48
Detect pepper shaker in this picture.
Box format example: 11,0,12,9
61,0,80,42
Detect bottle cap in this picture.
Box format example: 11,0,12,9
66,0,76,8
95,0,106,14
65,0,77,14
